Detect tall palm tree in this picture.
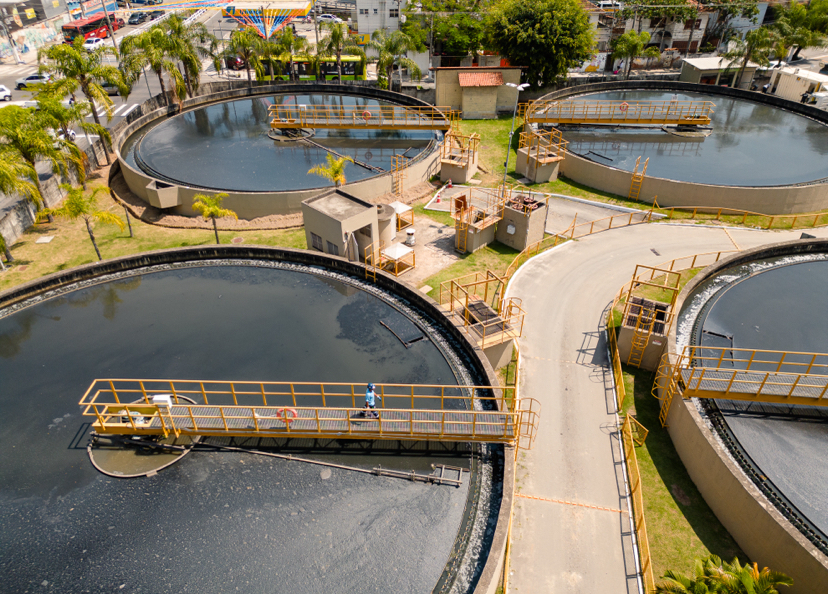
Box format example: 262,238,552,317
320,22,366,82
38,37,129,165
162,14,219,98
278,27,308,81
223,28,264,88
308,153,354,187
121,27,186,107
723,27,773,89
0,106,84,221
192,193,237,244
34,86,110,179
41,184,125,261
368,30,421,90
0,148,40,265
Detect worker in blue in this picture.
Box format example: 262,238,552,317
364,383,381,418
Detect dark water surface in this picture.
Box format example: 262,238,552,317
124,94,437,192
563,90,828,186
691,259,828,536
0,264,478,593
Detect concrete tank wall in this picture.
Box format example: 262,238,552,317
662,239,828,593
537,81,828,216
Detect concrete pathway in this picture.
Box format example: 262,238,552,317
504,222,828,593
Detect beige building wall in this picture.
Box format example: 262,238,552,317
462,86,498,119
435,68,522,113
301,195,378,259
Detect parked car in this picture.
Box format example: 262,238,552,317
147,0,163,4
83,37,105,51
128,12,148,25
0,85,11,101
317,14,343,24
15,73,51,90
225,55,246,70
148,10,164,20
116,17,125,28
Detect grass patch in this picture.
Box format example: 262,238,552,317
622,365,747,579
412,201,453,227
1,200,306,293
421,241,519,301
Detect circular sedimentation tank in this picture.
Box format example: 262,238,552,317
560,89,828,187
539,82,828,214
0,249,504,593
120,92,440,193
671,240,828,584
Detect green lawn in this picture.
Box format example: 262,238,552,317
421,242,520,301
622,366,747,579
0,202,306,293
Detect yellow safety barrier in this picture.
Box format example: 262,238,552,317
269,104,453,130
621,414,656,593
658,205,828,230
79,379,541,448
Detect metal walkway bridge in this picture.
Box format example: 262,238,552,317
657,346,828,425
269,105,454,130
79,379,540,449
525,99,714,127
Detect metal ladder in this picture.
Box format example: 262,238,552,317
627,304,657,367
652,353,681,427
628,156,649,201
392,154,408,197
455,202,470,253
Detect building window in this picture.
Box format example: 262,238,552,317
373,8,378,14
389,9,399,17
311,232,323,251
359,8,368,15
326,241,339,256
649,17,665,28
684,18,701,30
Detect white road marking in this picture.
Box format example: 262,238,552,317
121,104,140,116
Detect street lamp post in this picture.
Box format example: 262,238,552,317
503,81,529,186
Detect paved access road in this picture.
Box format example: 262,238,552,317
504,222,828,593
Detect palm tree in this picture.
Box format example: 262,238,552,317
654,556,722,593
723,27,773,89
278,28,308,81
308,153,354,187
0,148,40,265
223,28,264,88
41,184,125,261
368,30,421,90
38,37,129,165
320,22,366,82
121,27,186,107
34,86,111,179
192,193,237,244
611,30,659,79
162,14,219,98
0,106,85,221
712,557,793,594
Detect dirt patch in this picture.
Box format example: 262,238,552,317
670,484,692,506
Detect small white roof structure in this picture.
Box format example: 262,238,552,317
387,200,413,215
682,57,759,71
773,66,828,84
382,242,413,260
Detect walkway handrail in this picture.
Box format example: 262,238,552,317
268,104,453,129
659,205,828,230
526,99,714,126
621,414,656,593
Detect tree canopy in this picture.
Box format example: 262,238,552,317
402,1,483,58
484,0,593,88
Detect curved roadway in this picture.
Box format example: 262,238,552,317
505,221,828,593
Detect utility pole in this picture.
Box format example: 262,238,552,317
0,9,23,64
99,0,118,52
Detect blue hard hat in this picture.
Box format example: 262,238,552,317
368,383,375,389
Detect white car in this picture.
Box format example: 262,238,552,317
15,73,51,90
0,85,11,101
317,14,343,24
83,37,106,51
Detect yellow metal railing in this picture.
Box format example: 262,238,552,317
658,205,828,230
269,104,453,130
566,208,655,240
440,130,480,166
669,346,828,407
607,291,627,412
621,414,655,593
518,128,568,169
79,379,542,448
526,99,715,126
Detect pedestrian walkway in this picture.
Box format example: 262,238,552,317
0,63,37,77
85,102,141,120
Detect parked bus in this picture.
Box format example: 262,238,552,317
62,13,120,43
259,55,367,81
